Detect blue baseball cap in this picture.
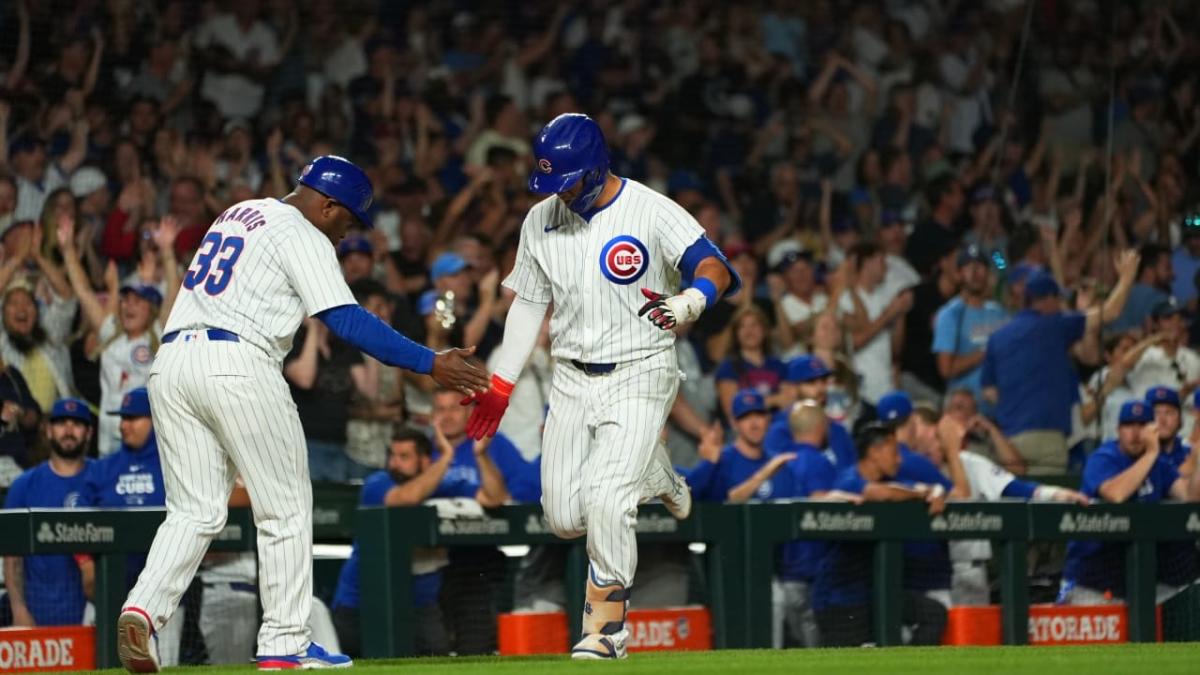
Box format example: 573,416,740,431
119,284,163,306
1145,386,1181,409
50,397,95,425
731,389,767,419
1007,263,1040,287
431,252,469,282
1118,400,1152,425
1023,271,1062,302
109,387,151,417
787,355,832,383
876,390,914,424
337,235,373,259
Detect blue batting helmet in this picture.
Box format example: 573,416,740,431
529,113,609,213
298,155,374,227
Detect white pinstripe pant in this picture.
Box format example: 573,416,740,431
540,348,679,588
124,334,313,657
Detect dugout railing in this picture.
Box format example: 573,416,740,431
2,500,1200,666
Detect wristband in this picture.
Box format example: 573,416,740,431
692,277,718,309
491,374,515,398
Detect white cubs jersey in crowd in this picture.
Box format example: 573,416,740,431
96,314,163,455
503,179,705,363
164,198,355,362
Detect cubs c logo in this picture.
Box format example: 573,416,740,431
599,235,649,285
300,162,312,178
132,344,153,365
538,158,553,173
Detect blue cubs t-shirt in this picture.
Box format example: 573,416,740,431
778,444,838,582
1064,441,1180,595
765,412,856,470
4,461,96,625
686,445,795,502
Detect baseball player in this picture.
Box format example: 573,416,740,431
116,155,489,673
463,113,740,660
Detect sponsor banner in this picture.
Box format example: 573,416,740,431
798,510,875,533
0,626,95,672
1027,604,1162,645
626,607,711,652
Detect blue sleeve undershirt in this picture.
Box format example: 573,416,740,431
316,304,435,374
1000,479,1038,499
680,236,743,298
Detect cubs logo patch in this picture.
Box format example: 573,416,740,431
300,162,312,178
131,344,153,365
599,235,649,285
538,158,553,173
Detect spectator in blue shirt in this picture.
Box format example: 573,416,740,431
332,426,456,657
715,306,789,423
2,398,96,627
1171,224,1200,310
1144,386,1199,590
1061,400,1200,604
812,422,948,647
687,389,796,503
982,252,1139,475
1109,244,1173,333
932,246,1009,402
765,356,856,469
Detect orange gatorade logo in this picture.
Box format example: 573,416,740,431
0,626,96,672
626,607,711,652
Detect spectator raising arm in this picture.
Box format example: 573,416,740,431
472,436,510,508
383,424,456,506
58,215,113,330
1085,249,1139,335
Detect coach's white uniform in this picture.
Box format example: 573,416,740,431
505,179,703,588
125,198,355,657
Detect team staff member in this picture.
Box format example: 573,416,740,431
812,423,948,647
687,390,796,502
3,398,96,626
332,426,458,657
764,356,856,469
1061,400,1200,605
1143,387,1199,593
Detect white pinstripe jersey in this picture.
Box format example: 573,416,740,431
503,179,705,364
163,198,355,363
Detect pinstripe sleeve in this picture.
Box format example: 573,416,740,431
501,219,552,303
655,199,706,269
278,222,357,316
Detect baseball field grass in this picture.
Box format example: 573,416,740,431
94,643,1200,674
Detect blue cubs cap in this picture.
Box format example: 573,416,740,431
787,355,832,383
50,397,95,425
731,389,767,419
529,113,609,195
1023,271,1062,302
1118,400,1152,425
119,284,163,306
431,252,469,282
1007,263,1039,287
877,390,914,424
1145,386,1181,409
297,155,374,228
109,387,151,417
337,234,373,259
957,245,990,268
1151,298,1183,320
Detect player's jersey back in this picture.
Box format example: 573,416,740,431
164,198,355,362
503,179,704,363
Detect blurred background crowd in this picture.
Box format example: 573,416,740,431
2,0,1200,656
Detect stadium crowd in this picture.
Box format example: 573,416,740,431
1,0,1199,659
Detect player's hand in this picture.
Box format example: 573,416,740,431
767,452,798,473
461,374,514,441
1055,488,1090,506
430,346,489,395
697,422,724,463
638,287,707,331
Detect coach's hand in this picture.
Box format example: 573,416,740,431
461,375,514,440
431,346,490,396
638,287,707,330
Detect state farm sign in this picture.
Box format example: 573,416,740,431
0,626,95,672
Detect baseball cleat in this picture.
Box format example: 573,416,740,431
117,607,161,673
257,642,353,670
571,629,629,660
653,443,692,519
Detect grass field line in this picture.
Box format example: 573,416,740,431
93,644,1200,674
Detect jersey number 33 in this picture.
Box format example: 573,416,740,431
183,232,245,295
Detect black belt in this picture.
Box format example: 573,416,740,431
162,328,240,344
570,360,616,375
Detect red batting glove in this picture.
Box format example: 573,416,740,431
461,374,514,440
